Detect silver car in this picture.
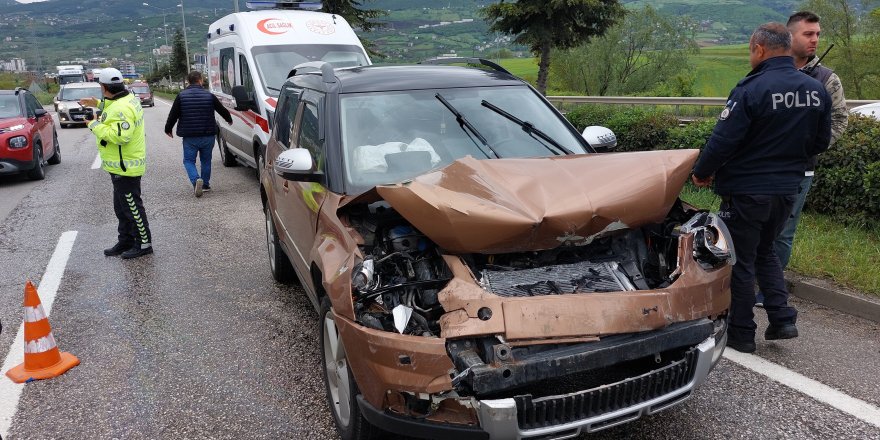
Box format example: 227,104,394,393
54,83,102,128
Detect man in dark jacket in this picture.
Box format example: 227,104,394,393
164,70,233,197
692,23,832,353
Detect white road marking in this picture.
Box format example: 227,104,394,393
0,231,78,439
90,153,101,170
723,350,880,428
154,97,172,106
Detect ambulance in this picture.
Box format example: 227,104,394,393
207,1,370,171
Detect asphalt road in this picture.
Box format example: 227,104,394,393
0,100,878,439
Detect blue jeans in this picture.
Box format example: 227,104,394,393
773,175,814,269
182,136,215,187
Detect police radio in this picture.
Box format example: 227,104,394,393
802,43,835,75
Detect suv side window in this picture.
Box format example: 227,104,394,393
297,101,322,169
23,93,37,117
219,48,235,94
274,86,302,148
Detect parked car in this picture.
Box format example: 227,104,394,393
129,82,154,107
850,102,880,120
0,88,60,180
55,82,103,128
255,59,733,440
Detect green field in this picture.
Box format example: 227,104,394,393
498,44,751,97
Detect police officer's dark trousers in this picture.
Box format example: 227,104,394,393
722,194,798,343
110,174,152,248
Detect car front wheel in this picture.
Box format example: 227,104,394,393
47,130,61,165
27,143,45,180
264,204,296,283
320,297,380,440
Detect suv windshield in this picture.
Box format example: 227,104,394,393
340,85,587,192
131,86,150,94
0,95,22,118
60,86,102,101
253,44,368,95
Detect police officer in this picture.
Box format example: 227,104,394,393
692,23,832,353
80,68,153,259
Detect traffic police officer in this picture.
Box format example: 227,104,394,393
692,23,832,353
80,68,154,259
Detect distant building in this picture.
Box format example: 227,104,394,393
0,58,27,72
118,61,137,76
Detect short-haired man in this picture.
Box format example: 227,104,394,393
757,12,848,302
164,70,232,197
692,23,832,353
80,68,153,259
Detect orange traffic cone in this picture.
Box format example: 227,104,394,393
5,281,79,383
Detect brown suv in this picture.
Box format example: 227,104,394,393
255,59,732,440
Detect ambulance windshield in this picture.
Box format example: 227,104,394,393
252,44,368,95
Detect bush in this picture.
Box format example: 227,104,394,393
565,104,679,152
661,118,716,150
809,114,880,225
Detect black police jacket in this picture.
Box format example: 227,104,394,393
693,56,832,195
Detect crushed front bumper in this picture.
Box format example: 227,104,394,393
358,334,723,440
476,336,719,439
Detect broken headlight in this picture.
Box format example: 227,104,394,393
680,212,736,270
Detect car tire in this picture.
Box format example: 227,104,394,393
217,133,237,167
264,204,296,283
47,130,61,165
27,143,45,180
254,144,265,183
60,123,68,129
320,296,381,440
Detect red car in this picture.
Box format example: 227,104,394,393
0,88,60,180
129,82,154,107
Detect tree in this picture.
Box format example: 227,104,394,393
800,0,880,99
170,28,187,80
481,0,625,95
322,0,388,57
551,6,699,96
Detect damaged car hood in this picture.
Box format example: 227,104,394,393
359,149,700,254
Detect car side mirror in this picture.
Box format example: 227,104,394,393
274,148,322,182
34,108,48,118
582,126,617,152
231,85,256,112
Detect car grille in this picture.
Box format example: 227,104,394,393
482,261,630,297
513,348,698,430
67,107,96,120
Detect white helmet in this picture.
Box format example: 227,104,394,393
98,68,124,85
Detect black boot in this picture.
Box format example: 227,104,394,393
765,323,798,340
104,242,132,256
121,244,153,260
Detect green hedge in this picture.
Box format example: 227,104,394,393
810,115,880,225
565,104,880,225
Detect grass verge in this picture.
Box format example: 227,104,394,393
680,184,880,297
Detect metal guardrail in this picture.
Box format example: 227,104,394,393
547,95,878,110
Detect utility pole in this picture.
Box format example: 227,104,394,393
180,0,190,78
234,0,239,13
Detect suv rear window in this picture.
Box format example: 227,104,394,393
131,86,150,94
340,85,587,192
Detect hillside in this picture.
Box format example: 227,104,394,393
0,0,799,73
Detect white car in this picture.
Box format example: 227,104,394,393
850,102,880,119
55,83,103,128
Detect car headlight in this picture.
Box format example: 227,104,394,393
680,212,736,270
57,102,67,111
5,124,25,132
8,135,28,149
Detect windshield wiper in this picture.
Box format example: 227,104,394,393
435,93,500,159
267,86,281,92
481,100,574,155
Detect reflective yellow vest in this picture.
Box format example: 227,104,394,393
88,93,146,177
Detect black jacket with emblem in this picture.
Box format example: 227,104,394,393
693,56,832,195
164,84,232,137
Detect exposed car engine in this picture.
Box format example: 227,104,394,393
343,200,731,340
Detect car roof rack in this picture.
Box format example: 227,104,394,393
287,61,337,84
420,57,511,75
246,1,322,10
